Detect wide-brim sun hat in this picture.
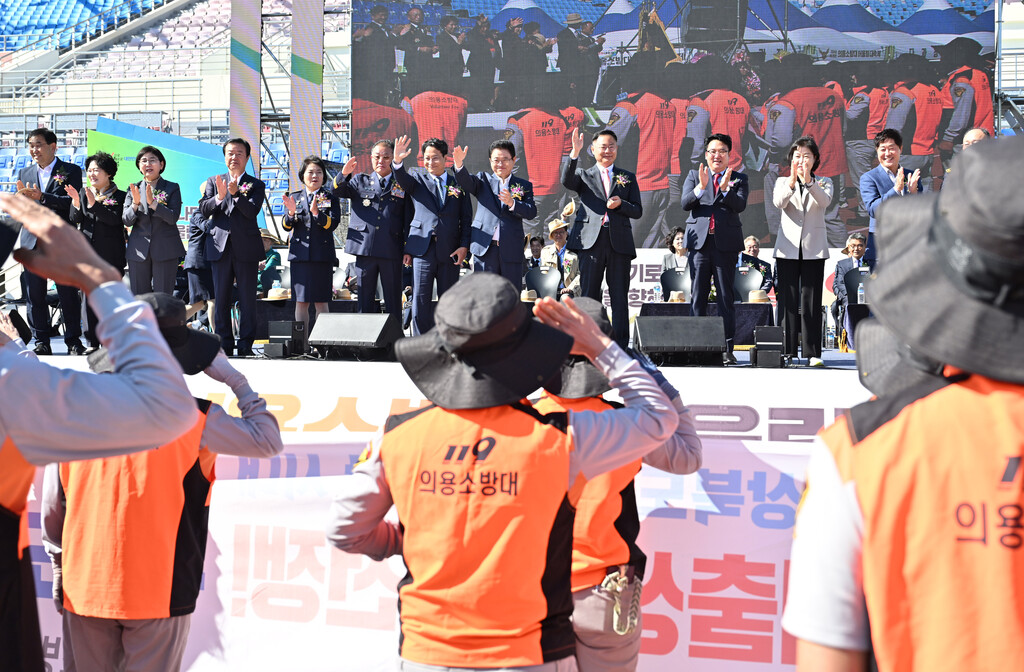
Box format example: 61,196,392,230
548,200,576,237
855,318,946,397
866,135,1024,384
88,292,221,376
395,272,573,409
542,296,613,399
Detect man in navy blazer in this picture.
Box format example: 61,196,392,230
333,139,411,315
16,128,84,355
682,133,749,363
561,128,641,346
860,128,923,270
198,138,267,357
452,139,537,288
391,135,471,335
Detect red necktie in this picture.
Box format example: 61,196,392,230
709,173,720,234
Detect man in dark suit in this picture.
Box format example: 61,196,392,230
391,135,471,335
860,128,922,270
741,235,774,293
396,6,434,95
556,13,584,96
333,139,411,315
436,16,466,92
16,128,84,355
352,5,395,104
561,128,642,346
682,133,749,364
198,138,266,357
832,232,868,349
453,139,537,288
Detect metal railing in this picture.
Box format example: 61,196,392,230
1000,49,1024,94
0,0,179,55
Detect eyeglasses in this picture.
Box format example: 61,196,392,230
706,149,729,156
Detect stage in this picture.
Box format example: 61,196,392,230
25,355,869,671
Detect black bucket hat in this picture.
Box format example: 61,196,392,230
866,136,1024,384
88,292,221,376
394,272,573,409
543,296,613,399
855,318,946,397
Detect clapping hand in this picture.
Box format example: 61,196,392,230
394,135,413,164
282,193,297,217
453,145,468,170
84,186,96,208
65,184,81,209
894,167,906,193
698,163,710,191
310,195,319,218
570,127,585,158
129,183,142,209
215,175,229,201
145,182,156,207
720,166,733,193
908,168,921,192
16,180,41,202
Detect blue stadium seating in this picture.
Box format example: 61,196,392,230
269,194,285,216
13,154,31,171
0,0,165,51
0,156,11,170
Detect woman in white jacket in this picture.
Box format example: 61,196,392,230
773,136,831,366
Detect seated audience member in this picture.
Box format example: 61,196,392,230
832,232,868,349
184,207,215,331
662,226,688,273
740,235,774,292
524,234,544,270
67,151,128,352
782,135,1024,672
961,127,990,150
539,202,580,297
256,231,283,295
43,292,283,672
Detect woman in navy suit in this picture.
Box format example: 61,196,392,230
282,155,340,335
123,145,183,295
67,151,127,351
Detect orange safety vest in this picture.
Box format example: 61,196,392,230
0,437,43,672
60,399,213,620
507,108,568,196
534,393,645,593
559,106,586,156
690,89,750,172
408,91,468,167
351,98,415,174
780,86,847,177
379,401,576,668
820,374,1024,671
613,92,675,191
941,66,995,136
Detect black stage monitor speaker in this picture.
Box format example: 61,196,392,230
683,0,748,50
269,320,306,354
633,316,726,366
308,313,403,361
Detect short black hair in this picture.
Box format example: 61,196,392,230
441,15,458,26
27,128,58,146
529,235,544,247
592,129,617,144
135,145,166,170
372,139,395,152
421,138,449,157
297,155,328,183
488,139,515,159
665,226,686,252
704,133,732,152
787,135,821,175
874,128,903,150
371,5,388,16
85,151,118,179
223,138,251,158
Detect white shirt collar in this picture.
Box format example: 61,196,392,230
37,157,57,176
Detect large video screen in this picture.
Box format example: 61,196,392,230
349,0,995,250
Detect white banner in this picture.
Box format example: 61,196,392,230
26,361,871,671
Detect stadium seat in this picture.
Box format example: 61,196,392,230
13,154,31,172
269,194,285,216
0,156,11,170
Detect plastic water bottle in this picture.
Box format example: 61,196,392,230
272,280,282,290
857,284,865,305
826,326,835,350
652,284,662,303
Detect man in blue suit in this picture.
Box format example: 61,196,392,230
333,139,411,315
452,139,537,288
16,128,84,355
682,133,749,364
859,128,922,270
198,138,267,357
391,135,472,335
561,128,642,346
